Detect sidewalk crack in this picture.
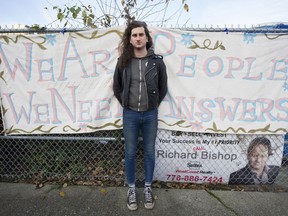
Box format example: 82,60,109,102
205,189,239,216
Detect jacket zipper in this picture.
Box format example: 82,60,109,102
143,62,153,110
145,65,156,75
122,68,126,107
137,59,142,111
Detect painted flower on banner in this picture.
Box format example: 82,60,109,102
181,33,194,46
46,34,56,46
283,81,288,91
243,33,256,44
190,121,203,131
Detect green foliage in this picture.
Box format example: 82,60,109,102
25,24,47,31
26,141,84,176
52,0,189,28
53,4,99,28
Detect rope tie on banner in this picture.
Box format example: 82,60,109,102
61,28,67,35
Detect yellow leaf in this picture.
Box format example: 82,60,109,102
118,170,124,175
100,188,108,195
184,3,189,12
59,191,65,197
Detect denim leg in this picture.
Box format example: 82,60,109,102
141,109,158,184
123,109,140,185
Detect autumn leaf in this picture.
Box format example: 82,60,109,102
100,188,108,195
118,170,124,175
59,191,65,197
183,3,189,12
36,183,44,189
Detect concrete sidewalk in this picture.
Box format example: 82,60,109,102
0,182,288,216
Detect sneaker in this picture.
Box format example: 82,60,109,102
127,187,137,211
144,187,154,209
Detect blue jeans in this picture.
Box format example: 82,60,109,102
123,108,158,186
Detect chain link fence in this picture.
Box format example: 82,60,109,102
0,25,288,190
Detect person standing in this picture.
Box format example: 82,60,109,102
113,20,168,210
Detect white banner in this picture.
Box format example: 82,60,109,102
154,130,284,184
0,26,288,134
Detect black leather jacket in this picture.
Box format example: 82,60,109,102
113,53,168,110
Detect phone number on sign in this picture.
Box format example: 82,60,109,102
166,174,223,183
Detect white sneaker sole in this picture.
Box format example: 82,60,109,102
144,202,155,209
127,204,138,211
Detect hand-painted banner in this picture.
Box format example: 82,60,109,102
154,130,284,184
0,26,287,134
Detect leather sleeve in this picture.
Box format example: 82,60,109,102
113,61,123,105
157,58,168,105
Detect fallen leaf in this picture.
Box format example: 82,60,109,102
118,170,124,175
100,188,108,195
59,191,65,197
36,183,44,189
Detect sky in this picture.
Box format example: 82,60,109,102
0,0,287,28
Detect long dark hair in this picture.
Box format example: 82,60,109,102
118,21,153,69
